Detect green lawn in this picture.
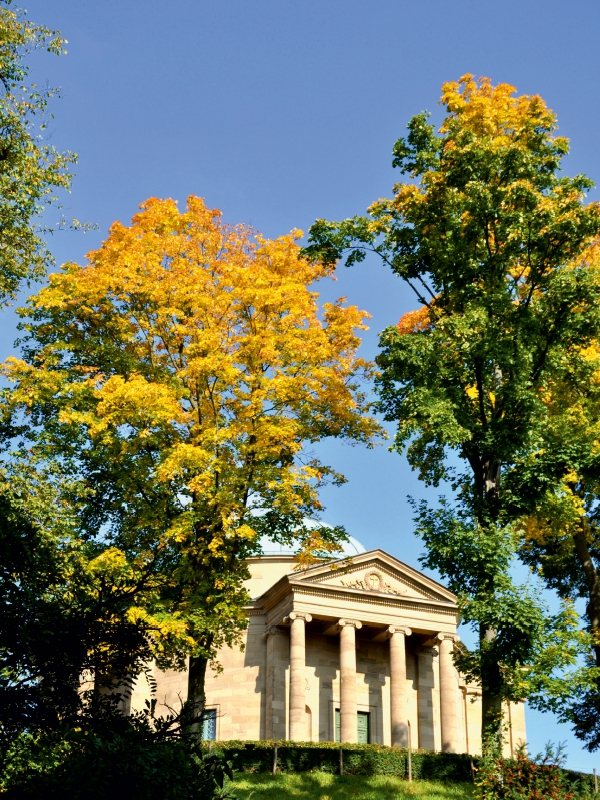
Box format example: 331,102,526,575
232,773,475,799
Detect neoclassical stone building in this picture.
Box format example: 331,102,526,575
145,533,526,755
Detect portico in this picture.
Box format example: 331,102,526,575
280,616,460,748
260,550,464,750
149,544,526,755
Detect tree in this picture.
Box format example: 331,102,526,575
509,323,600,749
3,194,381,726
304,75,600,735
0,0,141,745
0,0,76,304
0,459,160,739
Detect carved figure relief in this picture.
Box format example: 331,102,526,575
339,569,408,596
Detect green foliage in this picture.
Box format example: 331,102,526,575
1,724,235,800
413,498,593,706
0,0,78,304
501,330,600,748
230,748,597,800
0,459,174,739
304,74,600,732
208,740,474,781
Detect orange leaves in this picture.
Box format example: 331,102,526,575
0,195,386,665
396,305,431,334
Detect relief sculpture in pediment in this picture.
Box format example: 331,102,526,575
339,569,408,596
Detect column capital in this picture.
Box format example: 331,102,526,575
286,612,312,624
437,632,459,643
388,625,412,637
338,618,362,630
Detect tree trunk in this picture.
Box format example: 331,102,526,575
479,459,504,742
572,523,600,668
187,654,208,733
479,624,503,741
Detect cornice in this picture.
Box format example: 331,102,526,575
245,605,266,616
250,553,459,622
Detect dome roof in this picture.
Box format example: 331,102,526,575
257,518,366,558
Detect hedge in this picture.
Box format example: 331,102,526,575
205,740,475,780
561,768,597,796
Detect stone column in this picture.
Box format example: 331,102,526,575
339,618,362,743
388,626,412,747
438,633,459,753
288,612,312,741
417,646,436,750
264,625,289,740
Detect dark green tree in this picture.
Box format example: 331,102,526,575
304,74,600,736
0,462,158,739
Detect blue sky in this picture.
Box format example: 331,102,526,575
14,0,600,772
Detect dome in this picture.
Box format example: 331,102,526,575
257,518,366,558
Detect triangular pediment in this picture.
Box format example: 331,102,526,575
294,550,455,604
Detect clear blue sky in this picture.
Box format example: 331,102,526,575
15,0,600,772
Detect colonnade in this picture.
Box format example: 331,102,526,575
281,613,460,751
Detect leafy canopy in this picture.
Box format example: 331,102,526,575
306,75,600,512
0,460,160,739
3,195,382,679
304,74,600,729
508,338,600,749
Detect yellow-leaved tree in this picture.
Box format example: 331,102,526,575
510,330,600,749
3,195,381,724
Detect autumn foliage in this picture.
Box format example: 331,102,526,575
2,195,381,717
396,305,431,334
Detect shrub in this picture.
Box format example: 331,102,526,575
475,743,594,800
209,740,473,780
2,728,235,800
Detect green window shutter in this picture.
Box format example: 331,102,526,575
357,711,370,744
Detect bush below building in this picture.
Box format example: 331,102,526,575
212,740,598,797
209,740,474,780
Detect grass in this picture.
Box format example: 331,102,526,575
232,772,475,799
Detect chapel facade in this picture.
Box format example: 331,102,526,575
141,535,526,755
